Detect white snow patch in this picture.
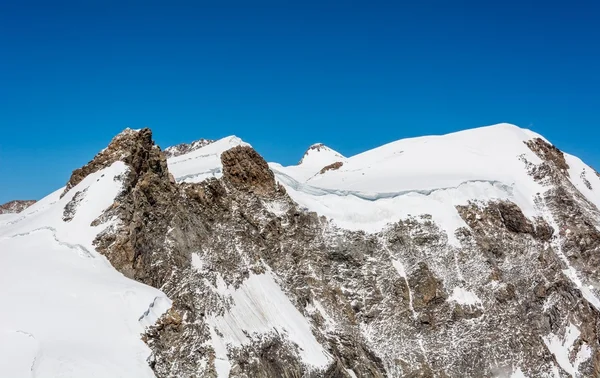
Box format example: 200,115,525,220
209,326,232,378
391,259,407,278
0,161,129,253
448,287,482,307
564,265,600,311
263,200,288,217
0,161,170,377
192,253,206,273
511,367,527,378
207,271,330,369
391,258,417,319
543,323,592,377
299,143,346,169
139,296,173,328
0,229,168,377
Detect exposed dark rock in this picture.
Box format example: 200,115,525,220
320,161,344,174
221,146,279,196
457,200,538,237
581,169,593,190
525,137,570,173
408,262,447,311
92,128,179,281
497,201,535,234
63,189,87,222
62,128,144,196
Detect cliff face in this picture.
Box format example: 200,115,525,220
68,126,599,378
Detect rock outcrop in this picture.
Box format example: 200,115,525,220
319,162,343,174
221,146,279,196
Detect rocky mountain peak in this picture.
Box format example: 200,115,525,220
0,199,36,214
221,145,279,196
298,142,345,166
62,128,167,196
5,124,600,377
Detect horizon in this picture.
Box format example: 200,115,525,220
2,2,600,203
1,121,594,203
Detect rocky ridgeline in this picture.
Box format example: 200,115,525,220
68,128,600,377
164,138,215,158
0,199,36,214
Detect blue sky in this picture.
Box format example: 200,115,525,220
1,1,599,203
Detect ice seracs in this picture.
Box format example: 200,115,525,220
267,124,550,241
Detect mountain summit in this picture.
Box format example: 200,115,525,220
298,143,346,166
1,123,600,377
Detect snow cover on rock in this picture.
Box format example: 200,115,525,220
270,143,347,183
543,323,592,377
4,123,600,377
564,153,600,210
0,199,36,214
299,143,345,166
0,161,170,377
155,123,600,377
448,287,482,307
268,124,552,243
166,124,586,241
167,135,249,183
205,271,331,376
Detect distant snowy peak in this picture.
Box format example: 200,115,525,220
298,143,346,168
272,122,600,238
305,122,548,194
164,138,216,158
167,135,250,183
0,200,36,214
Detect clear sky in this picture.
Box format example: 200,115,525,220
1,1,599,203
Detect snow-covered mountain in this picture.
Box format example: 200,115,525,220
2,123,600,377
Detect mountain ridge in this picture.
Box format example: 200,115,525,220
1,123,600,377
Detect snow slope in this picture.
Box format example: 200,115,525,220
168,136,249,183
564,153,600,210
0,162,170,378
269,124,552,242
270,143,347,183
4,123,597,377
166,123,600,244
205,271,331,376
164,123,597,242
